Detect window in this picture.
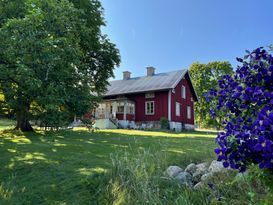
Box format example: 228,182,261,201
187,106,191,119
117,106,124,113
130,107,134,114
182,85,186,99
176,102,180,116
127,106,135,114
145,92,155,98
145,101,154,115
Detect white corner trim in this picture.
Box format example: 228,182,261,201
168,90,171,121
187,72,199,101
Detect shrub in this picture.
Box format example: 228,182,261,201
82,118,96,132
160,117,169,129
206,47,273,173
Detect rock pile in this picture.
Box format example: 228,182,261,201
164,160,228,189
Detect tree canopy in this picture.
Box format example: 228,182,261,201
189,61,233,128
0,0,120,131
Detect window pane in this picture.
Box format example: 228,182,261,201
176,102,180,116
187,106,191,119
118,106,124,113
146,101,154,115
182,86,186,99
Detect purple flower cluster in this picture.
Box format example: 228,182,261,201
207,47,273,172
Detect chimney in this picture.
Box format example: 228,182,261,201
123,71,131,80
146,66,155,76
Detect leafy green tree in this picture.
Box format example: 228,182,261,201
0,0,120,131
189,61,233,129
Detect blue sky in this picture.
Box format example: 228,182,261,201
101,0,273,80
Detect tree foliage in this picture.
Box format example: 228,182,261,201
189,61,233,128
0,0,120,131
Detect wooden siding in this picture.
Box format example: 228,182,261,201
126,91,169,122
171,74,195,125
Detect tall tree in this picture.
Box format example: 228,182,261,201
189,61,233,128
0,0,120,131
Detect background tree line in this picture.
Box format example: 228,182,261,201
189,61,233,129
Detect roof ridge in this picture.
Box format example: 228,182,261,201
105,69,188,97
110,68,187,82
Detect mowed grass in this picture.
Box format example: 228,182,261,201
0,119,217,204
0,119,15,131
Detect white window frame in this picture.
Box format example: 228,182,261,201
145,101,155,115
182,85,186,99
187,106,191,119
117,106,124,114
127,106,135,114
176,102,180,116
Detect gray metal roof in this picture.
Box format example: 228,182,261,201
104,69,188,96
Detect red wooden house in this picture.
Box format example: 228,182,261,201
94,67,198,131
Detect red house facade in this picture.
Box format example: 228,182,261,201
94,67,198,131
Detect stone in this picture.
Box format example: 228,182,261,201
208,160,225,173
192,172,202,183
201,172,214,181
184,163,197,175
174,171,192,186
195,162,209,175
165,166,183,178
191,162,209,183
193,181,204,190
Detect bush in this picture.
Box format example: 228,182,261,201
160,117,169,129
38,110,70,130
206,47,273,173
82,118,96,132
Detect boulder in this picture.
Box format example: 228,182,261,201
165,166,183,178
185,163,197,175
193,181,204,190
192,162,209,183
192,172,202,183
195,162,209,175
208,160,225,173
174,171,192,186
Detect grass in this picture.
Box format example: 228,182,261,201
0,119,269,204
0,118,15,131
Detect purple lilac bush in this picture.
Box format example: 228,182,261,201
206,47,273,172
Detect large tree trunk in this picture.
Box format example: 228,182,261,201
15,104,33,132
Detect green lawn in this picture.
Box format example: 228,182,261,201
0,119,15,131
0,118,217,204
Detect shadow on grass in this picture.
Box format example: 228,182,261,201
144,128,219,135
0,129,216,204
